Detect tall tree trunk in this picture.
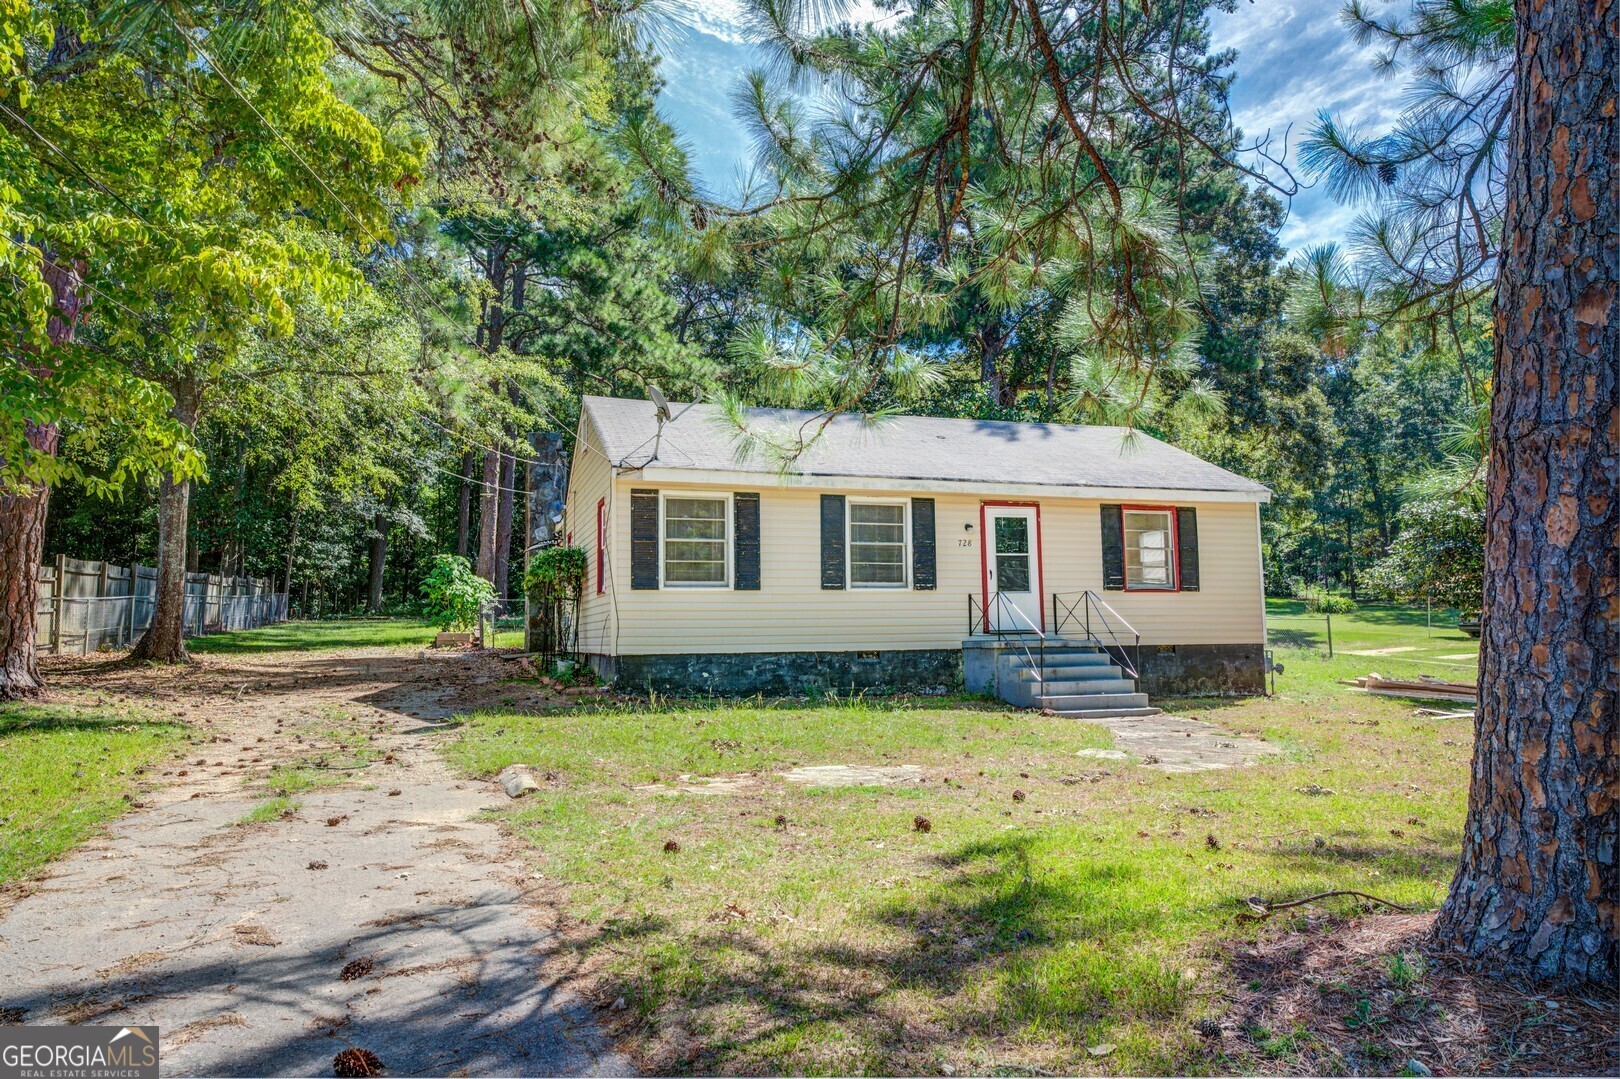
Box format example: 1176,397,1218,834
493,448,516,610
130,379,200,664
455,449,475,558
366,509,388,614
973,318,1012,409
1431,0,1617,985
283,509,299,597
0,426,57,699
0,255,82,700
474,450,500,582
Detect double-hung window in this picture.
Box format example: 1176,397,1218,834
1123,508,1177,590
595,498,606,594
661,494,730,587
848,500,908,587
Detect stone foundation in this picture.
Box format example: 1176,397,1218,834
587,649,963,697
585,642,1265,699
1136,643,1266,697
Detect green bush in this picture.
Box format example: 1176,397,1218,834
523,545,587,603
419,554,495,631
1299,584,1356,615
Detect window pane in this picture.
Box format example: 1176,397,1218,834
851,503,904,525
851,559,906,585
996,554,1030,592
665,540,724,563
994,515,1028,554
663,497,727,585
849,504,907,587
851,521,904,544
1124,510,1174,589
666,559,726,584
668,518,725,540
667,498,725,521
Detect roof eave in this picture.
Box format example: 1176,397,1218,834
619,464,1272,503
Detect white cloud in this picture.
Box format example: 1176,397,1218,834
660,0,1414,250
1209,0,1413,256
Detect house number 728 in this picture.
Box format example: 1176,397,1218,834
958,538,973,547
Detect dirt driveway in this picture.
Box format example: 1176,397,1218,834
0,646,628,1078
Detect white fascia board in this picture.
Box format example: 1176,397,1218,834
621,465,1272,504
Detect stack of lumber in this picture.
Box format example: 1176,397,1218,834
1343,673,1478,703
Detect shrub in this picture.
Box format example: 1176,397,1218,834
523,545,587,604
523,546,587,654
419,554,495,631
1299,584,1356,616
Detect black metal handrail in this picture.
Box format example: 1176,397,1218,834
1051,589,1141,679
967,591,1047,693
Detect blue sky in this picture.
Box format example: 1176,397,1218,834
655,0,1412,257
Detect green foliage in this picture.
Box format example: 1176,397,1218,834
1299,585,1357,616
523,546,586,603
419,554,494,631
1364,497,1486,611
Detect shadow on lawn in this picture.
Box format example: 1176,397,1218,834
585,823,1469,1074
0,702,179,738
1267,627,1325,649
592,834,1198,1073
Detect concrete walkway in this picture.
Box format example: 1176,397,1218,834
1075,710,1280,773
0,649,629,1078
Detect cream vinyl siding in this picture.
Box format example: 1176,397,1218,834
565,416,617,655
599,478,1264,656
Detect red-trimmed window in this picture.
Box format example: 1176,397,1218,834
595,497,606,594
1122,506,1179,591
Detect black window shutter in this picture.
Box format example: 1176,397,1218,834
1100,504,1125,590
911,497,936,590
820,494,846,589
734,493,761,590
630,489,659,590
1176,507,1200,591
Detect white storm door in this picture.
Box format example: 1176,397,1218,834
984,506,1042,633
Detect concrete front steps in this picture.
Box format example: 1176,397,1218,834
997,644,1161,719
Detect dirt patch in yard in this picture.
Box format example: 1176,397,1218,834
1221,912,1618,1075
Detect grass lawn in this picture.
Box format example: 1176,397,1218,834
1265,598,1478,689
442,601,1480,1074
188,616,526,653
0,699,186,887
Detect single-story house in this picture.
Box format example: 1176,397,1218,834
562,395,1271,711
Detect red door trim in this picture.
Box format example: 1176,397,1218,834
1119,503,1181,592
979,500,1045,633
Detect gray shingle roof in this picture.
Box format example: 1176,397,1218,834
582,395,1270,496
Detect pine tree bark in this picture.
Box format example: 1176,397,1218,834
0,255,82,700
366,509,387,614
455,449,475,559
493,448,516,610
1431,0,1617,985
474,450,500,581
130,379,199,665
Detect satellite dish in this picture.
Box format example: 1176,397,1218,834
648,384,672,423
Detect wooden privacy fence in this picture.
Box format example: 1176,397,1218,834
34,556,289,655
